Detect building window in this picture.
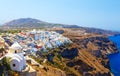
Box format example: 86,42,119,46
13,64,16,67
15,50,17,53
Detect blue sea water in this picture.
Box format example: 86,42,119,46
108,35,120,76
109,35,120,50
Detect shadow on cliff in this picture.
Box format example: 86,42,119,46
60,48,78,59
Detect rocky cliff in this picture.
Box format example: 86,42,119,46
27,28,118,76
65,36,117,76
43,29,118,76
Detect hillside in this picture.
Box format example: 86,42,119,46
3,18,63,28
24,28,118,76
1,18,119,35
4,18,43,26
44,28,118,76
0,27,118,76
3,18,80,28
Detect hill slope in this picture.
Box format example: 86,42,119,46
4,18,43,26
3,18,64,28
28,28,117,76
2,18,120,35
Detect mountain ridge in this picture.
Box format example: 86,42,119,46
4,18,45,26
1,18,120,35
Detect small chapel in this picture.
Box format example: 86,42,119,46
5,42,26,72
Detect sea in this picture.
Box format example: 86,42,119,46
108,35,120,76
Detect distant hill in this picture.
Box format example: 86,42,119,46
1,18,120,35
3,18,81,29
3,18,64,28
4,18,43,26
79,27,120,35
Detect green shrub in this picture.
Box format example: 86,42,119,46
2,57,11,70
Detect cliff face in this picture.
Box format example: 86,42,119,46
29,28,118,76
42,36,117,76
61,32,117,76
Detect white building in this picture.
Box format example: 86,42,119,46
5,53,26,72
5,41,26,72
9,42,23,53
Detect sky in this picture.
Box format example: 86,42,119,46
0,0,120,31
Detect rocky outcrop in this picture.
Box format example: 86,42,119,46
61,48,78,59
62,34,118,76
42,34,117,76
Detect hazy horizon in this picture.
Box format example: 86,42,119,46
0,0,120,31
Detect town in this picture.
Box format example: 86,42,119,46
0,29,72,76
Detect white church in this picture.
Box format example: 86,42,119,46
5,42,26,72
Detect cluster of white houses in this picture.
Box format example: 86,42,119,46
0,29,72,73
11,29,72,54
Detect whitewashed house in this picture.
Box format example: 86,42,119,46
6,41,26,72
5,53,26,72
9,42,23,53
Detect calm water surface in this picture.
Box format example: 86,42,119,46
108,35,120,76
